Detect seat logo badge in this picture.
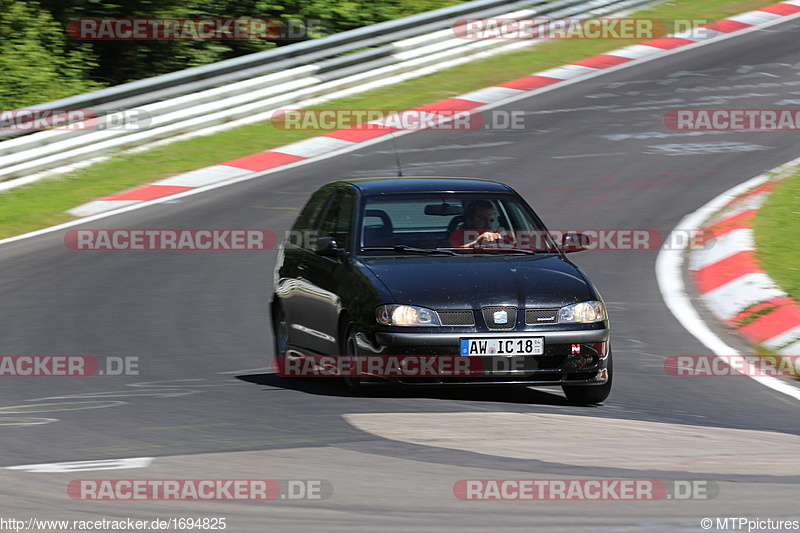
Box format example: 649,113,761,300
493,311,508,324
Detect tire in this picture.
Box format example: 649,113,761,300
341,321,362,394
562,352,613,405
271,303,298,379
273,304,289,357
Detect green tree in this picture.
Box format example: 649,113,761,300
39,0,278,85
0,0,102,108
37,0,468,87
1,0,467,107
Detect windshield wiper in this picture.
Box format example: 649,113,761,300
443,247,543,255
361,245,458,256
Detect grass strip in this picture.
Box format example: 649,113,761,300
753,172,800,304
0,0,783,239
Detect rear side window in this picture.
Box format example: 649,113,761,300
319,189,356,249
291,187,334,249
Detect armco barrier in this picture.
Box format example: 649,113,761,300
0,0,660,184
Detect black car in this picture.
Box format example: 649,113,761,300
271,177,611,404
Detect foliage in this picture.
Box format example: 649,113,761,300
0,0,102,108
4,0,466,102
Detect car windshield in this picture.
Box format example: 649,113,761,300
358,193,559,255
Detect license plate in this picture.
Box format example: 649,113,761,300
460,337,544,356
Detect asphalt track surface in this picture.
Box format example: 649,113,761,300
2,15,800,533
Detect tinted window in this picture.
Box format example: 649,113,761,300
360,194,554,252
291,187,334,249
320,189,356,249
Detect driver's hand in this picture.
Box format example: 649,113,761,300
475,232,503,246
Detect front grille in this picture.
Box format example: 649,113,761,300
482,306,517,330
437,310,475,326
525,309,558,325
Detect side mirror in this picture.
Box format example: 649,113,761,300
315,236,343,257
562,232,590,252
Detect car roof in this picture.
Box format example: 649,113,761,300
328,177,514,196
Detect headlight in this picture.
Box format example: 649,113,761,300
376,305,441,326
558,301,606,323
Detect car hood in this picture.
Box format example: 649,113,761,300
360,254,595,309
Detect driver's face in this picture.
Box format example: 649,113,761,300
468,206,496,230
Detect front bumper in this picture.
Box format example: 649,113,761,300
354,327,611,386
375,328,608,346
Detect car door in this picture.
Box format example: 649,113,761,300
288,187,357,354
277,185,335,353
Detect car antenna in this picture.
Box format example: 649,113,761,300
390,132,403,177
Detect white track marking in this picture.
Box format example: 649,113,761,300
4,457,153,473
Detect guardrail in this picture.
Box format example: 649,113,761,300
0,0,660,184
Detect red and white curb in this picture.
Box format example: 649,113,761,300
689,170,800,357
68,0,800,217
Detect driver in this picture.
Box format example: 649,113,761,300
449,200,509,248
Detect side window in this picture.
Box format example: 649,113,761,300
319,189,356,249
291,187,334,249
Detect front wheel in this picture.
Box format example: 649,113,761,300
272,304,289,357
341,322,362,394
271,304,297,379
562,352,613,405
